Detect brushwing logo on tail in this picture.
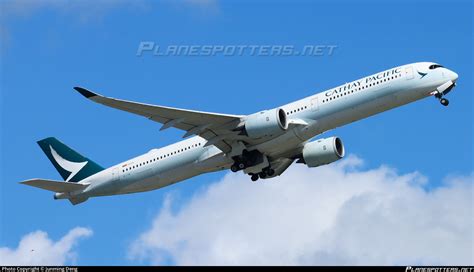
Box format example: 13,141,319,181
49,145,88,182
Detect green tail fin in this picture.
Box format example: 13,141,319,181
37,137,104,183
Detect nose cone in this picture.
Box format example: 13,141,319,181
447,69,458,82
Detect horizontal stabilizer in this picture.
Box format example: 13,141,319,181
20,179,89,193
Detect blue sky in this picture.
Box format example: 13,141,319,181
1,0,472,265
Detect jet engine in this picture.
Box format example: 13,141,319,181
301,137,345,167
244,108,288,138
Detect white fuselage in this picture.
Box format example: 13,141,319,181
71,62,458,198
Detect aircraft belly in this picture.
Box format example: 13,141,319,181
116,149,207,194
252,128,306,158
121,164,204,194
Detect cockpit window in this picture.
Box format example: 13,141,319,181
429,64,444,69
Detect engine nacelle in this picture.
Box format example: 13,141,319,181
302,137,345,167
244,108,288,138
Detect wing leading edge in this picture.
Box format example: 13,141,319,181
74,87,243,153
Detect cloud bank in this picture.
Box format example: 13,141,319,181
0,227,93,265
1,0,147,22
129,155,473,265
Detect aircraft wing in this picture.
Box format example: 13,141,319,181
74,87,243,153
263,158,294,178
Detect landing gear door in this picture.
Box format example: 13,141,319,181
405,66,414,80
311,97,319,111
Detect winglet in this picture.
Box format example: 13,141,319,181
74,87,98,98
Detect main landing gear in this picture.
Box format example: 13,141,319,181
229,149,275,182
250,167,275,182
230,149,261,173
230,162,246,172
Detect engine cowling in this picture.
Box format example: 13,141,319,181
244,108,288,138
302,137,345,167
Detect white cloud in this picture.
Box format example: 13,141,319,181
0,227,93,265
0,0,147,53
166,0,219,16
1,0,147,22
184,0,218,6
128,155,474,265
183,0,218,9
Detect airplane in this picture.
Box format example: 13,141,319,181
21,62,458,205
